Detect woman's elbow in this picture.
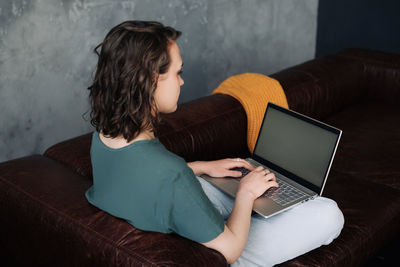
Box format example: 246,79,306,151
226,255,240,265
201,225,243,264
204,242,240,264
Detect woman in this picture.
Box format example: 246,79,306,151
86,20,344,266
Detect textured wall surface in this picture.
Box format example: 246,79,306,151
0,0,318,162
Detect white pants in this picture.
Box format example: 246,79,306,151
196,176,344,267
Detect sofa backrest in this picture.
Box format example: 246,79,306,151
44,48,400,179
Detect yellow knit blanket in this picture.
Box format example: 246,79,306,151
212,73,288,152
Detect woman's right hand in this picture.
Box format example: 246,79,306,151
237,166,279,201
202,165,279,264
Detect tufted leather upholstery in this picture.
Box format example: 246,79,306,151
1,48,399,266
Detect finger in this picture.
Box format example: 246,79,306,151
262,169,270,176
265,173,276,181
229,158,252,167
242,160,255,170
266,180,279,188
254,166,264,172
227,170,243,177
231,161,255,170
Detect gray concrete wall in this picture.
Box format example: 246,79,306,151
0,0,318,162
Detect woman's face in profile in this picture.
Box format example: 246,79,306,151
154,41,184,113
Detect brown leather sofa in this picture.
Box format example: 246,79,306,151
1,48,399,266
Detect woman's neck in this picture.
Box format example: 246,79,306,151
136,130,155,141
99,130,155,149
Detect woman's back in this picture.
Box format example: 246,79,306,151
86,131,225,243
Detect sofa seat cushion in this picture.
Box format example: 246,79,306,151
2,154,399,267
324,100,400,191
279,170,400,267
0,156,226,267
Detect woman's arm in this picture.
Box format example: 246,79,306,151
188,158,254,178
201,191,254,264
201,167,278,264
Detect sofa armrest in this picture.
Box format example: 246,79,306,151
271,51,365,120
336,48,400,105
44,133,93,178
44,94,249,178
159,94,249,161
271,48,400,120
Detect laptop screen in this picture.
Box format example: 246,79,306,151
253,103,341,193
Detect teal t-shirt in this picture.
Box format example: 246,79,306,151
85,131,224,243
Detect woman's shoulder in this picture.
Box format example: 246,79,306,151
91,131,188,172
151,143,189,172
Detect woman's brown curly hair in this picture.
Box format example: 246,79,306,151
88,20,181,142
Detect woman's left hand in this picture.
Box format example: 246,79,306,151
188,158,255,178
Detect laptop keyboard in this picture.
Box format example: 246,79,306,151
233,167,307,206
233,167,251,177
264,178,307,206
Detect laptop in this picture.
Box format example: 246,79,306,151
201,102,342,218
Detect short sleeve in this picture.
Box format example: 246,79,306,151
168,167,225,243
